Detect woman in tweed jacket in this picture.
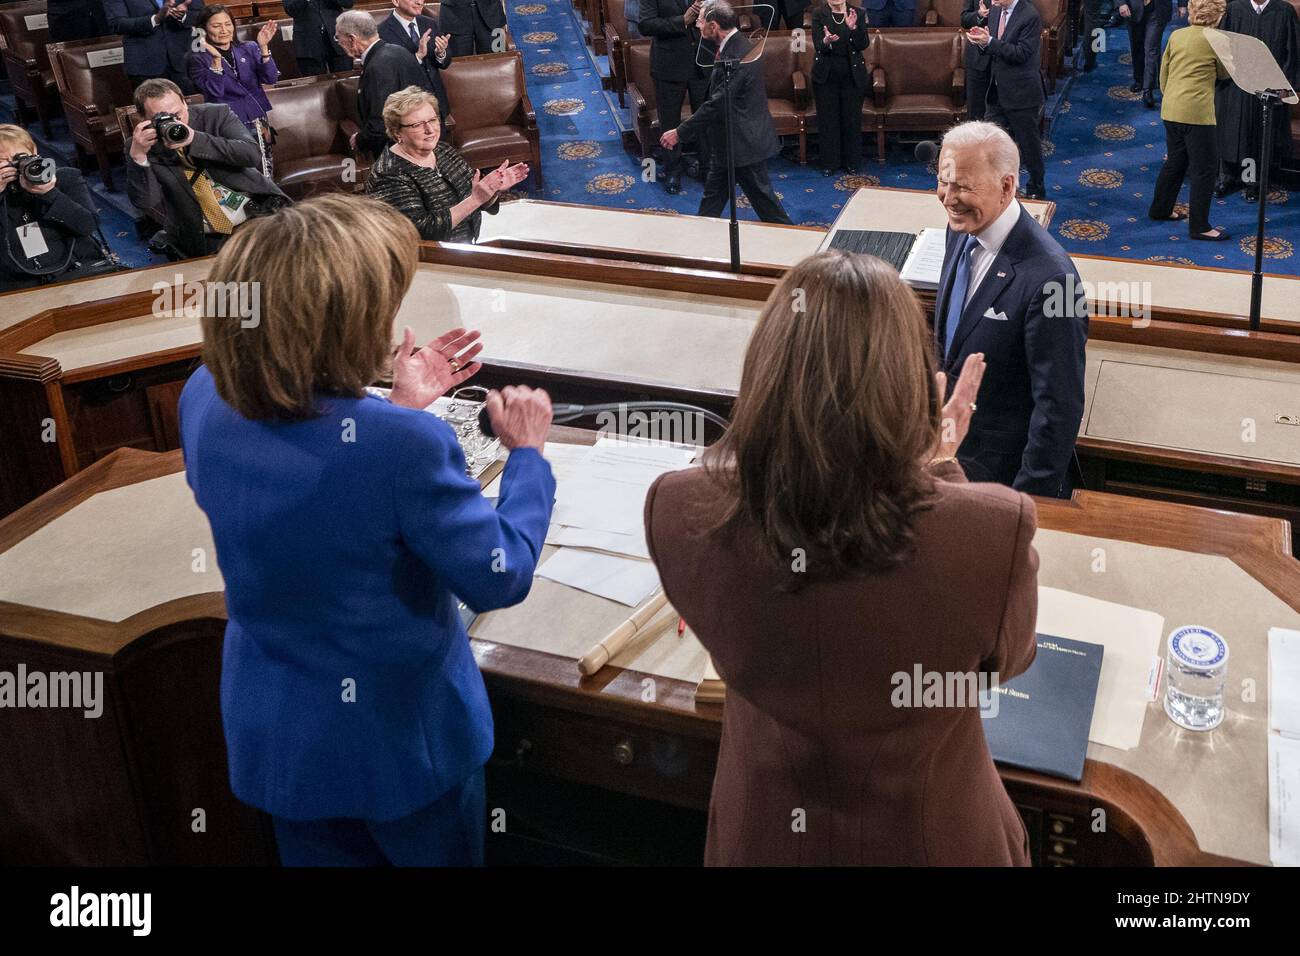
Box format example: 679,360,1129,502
365,86,529,243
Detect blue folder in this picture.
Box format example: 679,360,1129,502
980,633,1104,782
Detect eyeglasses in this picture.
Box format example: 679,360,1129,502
399,119,440,131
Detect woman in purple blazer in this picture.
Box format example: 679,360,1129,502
188,5,280,176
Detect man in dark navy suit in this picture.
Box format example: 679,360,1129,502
283,0,356,76
934,122,1087,498
440,0,508,56
960,0,992,120
335,10,431,157
639,0,711,194
1119,0,1179,108
104,0,205,90
380,0,455,118
660,1,791,223
966,0,1046,198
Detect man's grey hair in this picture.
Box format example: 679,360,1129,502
941,121,1020,181
701,0,740,29
335,10,379,39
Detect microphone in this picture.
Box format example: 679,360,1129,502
477,401,730,439
915,139,941,165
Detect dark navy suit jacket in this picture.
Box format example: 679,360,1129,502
378,12,454,117
984,0,1044,110
104,0,205,78
676,31,779,167
179,365,555,821
282,0,355,61
935,205,1088,497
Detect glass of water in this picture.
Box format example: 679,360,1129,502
442,386,500,477
1163,625,1228,732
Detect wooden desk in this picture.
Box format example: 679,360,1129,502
1,442,1294,864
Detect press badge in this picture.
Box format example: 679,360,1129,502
211,183,251,227
17,223,49,259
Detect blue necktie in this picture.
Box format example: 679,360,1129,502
410,22,419,44
943,235,977,359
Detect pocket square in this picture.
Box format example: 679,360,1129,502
983,308,1009,321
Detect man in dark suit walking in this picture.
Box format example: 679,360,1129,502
126,78,289,259
380,0,455,117
933,122,1087,497
48,0,109,43
1120,0,1180,107
104,0,205,90
960,0,992,120
335,10,432,157
283,0,356,76
440,0,508,56
639,0,710,194
966,0,1046,198
660,1,792,223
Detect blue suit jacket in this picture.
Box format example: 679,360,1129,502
104,0,205,78
984,0,1044,111
179,366,556,821
935,205,1088,498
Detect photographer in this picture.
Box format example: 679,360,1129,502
127,79,290,260
0,125,108,292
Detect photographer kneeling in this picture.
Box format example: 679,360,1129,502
127,78,289,260
0,124,110,292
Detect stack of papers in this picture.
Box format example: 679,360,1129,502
534,438,696,606
899,228,947,291
1269,627,1300,866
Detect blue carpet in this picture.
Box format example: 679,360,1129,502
4,11,1295,274
509,3,1299,275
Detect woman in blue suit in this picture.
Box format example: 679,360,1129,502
178,194,556,865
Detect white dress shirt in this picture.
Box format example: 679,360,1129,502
963,198,1022,307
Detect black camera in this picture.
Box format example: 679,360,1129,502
152,112,190,145
4,153,56,188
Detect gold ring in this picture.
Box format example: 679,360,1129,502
450,360,460,372
969,402,977,412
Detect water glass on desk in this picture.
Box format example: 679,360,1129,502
442,386,500,477
1163,626,1229,732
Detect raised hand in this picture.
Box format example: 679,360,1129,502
846,7,858,29
258,20,278,51
935,351,987,461
823,24,837,44
389,326,484,409
435,33,450,59
417,28,432,61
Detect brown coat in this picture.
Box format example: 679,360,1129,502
644,462,1039,866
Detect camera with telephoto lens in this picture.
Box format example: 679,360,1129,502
4,153,56,189
152,112,189,145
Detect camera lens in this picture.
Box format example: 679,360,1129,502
11,153,55,187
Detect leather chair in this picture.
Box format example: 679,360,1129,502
922,0,966,27
602,0,631,107
759,31,810,164
48,37,134,190
1030,0,1069,93
235,18,300,81
0,1,60,137
264,74,370,198
873,29,965,153
624,38,684,161
440,51,541,188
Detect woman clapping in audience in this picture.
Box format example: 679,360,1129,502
188,5,280,177
366,86,529,243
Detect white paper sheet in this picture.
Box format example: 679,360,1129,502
1269,628,1300,739
546,524,651,560
550,440,694,535
536,549,661,606
1035,586,1165,751
900,228,947,290
1270,734,1300,866
483,442,593,498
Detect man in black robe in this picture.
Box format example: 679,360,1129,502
1214,0,1300,201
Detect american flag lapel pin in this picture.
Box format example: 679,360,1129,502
996,271,1007,278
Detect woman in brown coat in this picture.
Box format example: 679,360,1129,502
644,250,1039,865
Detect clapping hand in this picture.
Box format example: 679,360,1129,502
934,352,987,461
471,160,528,204
166,0,190,20
823,24,837,44
846,7,858,29
684,1,702,26
389,326,484,409
967,24,990,45
978,1,989,15
435,34,450,59
417,28,432,61
257,20,278,51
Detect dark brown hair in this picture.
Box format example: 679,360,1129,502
706,251,941,578
200,194,419,420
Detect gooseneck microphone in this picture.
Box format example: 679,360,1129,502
477,401,730,439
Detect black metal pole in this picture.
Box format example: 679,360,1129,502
1248,91,1277,333
721,59,741,273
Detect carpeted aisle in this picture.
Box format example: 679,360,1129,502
510,3,1298,275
